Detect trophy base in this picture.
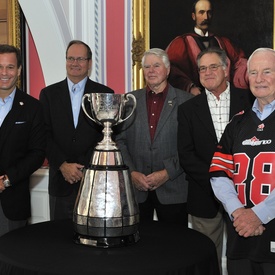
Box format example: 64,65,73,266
73,231,140,248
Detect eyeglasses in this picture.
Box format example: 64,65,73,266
198,64,223,73
66,57,90,64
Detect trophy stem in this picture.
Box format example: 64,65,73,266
96,121,118,150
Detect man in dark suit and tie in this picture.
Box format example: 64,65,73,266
177,47,253,272
116,48,192,226
40,40,114,220
0,44,46,236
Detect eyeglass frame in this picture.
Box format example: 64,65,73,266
66,57,90,64
198,64,223,73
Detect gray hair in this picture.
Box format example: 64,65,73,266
247,48,275,70
141,48,170,69
196,47,228,69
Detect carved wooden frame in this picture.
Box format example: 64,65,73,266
132,0,149,90
7,0,21,47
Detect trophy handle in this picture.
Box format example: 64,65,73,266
117,93,137,124
81,94,100,125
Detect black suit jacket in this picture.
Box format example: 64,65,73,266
0,89,46,220
177,87,254,218
39,78,114,197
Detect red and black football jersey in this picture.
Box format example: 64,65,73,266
210,109,275,262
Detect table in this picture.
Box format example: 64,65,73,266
0,220,220,275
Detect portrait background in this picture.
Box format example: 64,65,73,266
150,0,274,58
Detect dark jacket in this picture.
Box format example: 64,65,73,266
177,87,254,217
0,89,46,220
39,78,114,197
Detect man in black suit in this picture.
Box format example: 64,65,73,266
0,44,46,236
177,47,253,272
40,40,114,220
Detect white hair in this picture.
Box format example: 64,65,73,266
141,48,170,69
247,48,275,69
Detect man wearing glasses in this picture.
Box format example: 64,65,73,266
40,40,114,220
177,47,253,273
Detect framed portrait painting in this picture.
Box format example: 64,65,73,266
132,0,274,88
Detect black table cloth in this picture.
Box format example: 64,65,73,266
0,220,220,275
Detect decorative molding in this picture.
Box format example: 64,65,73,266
132,0,149,90
94,0,100,83
8,0,21,48
7,0,21,88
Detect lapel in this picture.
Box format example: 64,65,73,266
0,89,26,150
229,87,247,119
77,79,98,128
193,91,217,140
153,86,176,141
134,89,151,143
58,78,93,129
58,79,75,127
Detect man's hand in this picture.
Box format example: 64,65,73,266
232,208,265,237
0,175,5,193
131,171,150,191
146,169,169,191
60,162,84,184
131,170,169,191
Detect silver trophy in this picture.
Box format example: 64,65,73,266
73,93,139,248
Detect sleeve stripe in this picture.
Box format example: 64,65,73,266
212,151,233,161
209,152,234,178
211,157,234,170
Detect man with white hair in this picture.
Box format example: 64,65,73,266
116,48,192,226
210,48,275,275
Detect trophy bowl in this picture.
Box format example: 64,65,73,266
82,93,136,150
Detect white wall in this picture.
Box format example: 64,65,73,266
19,0,107,86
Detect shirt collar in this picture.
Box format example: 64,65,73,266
252,98,275,114
194,27,209,37
205,82,230,98
67,77,88,92
146,84,169,96
0,88,16,103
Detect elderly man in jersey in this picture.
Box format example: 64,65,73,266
210,48,275,275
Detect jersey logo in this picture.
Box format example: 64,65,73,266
257,123,265,131
242,136,272,146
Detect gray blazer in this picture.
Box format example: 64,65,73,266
115,85,192,204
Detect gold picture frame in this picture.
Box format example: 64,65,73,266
7,0,21,48
132,0,149,90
